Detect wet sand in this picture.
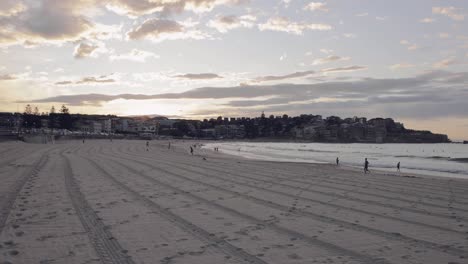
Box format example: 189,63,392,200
0,140,467,264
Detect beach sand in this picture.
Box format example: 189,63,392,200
0,139,467,264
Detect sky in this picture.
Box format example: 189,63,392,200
0,0,467,140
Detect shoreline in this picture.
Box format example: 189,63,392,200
202,141,468,181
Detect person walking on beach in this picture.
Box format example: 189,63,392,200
168,142,171,149
146,141,149,151
336,157,339,166
364,158,370,174
190,146,194,155
397,162,400,172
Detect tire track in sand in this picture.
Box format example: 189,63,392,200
84,153,393,264
0,148,52,234
140,149,468,221
121,144,468,205
103,148,468,235
99,151,468,258
73,154,272,264
62,151,135,264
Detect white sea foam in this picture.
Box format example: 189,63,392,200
204,142,468,179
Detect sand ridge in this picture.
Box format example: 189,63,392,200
0,140,467,263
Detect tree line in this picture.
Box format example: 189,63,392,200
22,104,73,130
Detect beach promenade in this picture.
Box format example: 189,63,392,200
0,140,467,264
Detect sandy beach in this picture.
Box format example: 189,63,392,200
0,139,467,264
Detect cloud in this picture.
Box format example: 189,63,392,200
252,70,315,83
407,44,420,51
55,74,117,85
126,18,210,42
74,42,98,58
258,17,332,35
0,74,17,80
432,6,465,21
419,18,435,23
432,58,463,68
105,0,248,17
24,71,468,120
0,0,26,17
282,0,292,7
319,49,333,54
389,63,415,70
207,14,256,33
321,65,367,73
173,73,223,80
109,49,159,62
76,76,116,84
55,81,73,85
0,1,122,48
400,40,420,51
312,55,350,65
0,0,96,47
303,2,328,12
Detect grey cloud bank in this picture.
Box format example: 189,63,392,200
22,70,468,119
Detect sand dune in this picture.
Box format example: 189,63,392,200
1,140,467,264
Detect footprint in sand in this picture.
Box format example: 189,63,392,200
287,253,302,260
4,240,15,246
9,250,19,256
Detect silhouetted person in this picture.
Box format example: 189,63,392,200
364,158,370,174
168,142,171,149
190,146,194,155
146,141,149,151
82,139,85,144
336,157,339,165
397,162,400,172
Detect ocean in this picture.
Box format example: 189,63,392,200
203,142,468,179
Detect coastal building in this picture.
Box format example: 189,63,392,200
102,119,112,133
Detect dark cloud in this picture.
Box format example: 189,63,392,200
321,65,367,73
54,81,73,85
23,70,468,119
54,75,116,85
0,0,95,46
252,70,315,83
107,0,249,16
76,77,115,84
173,73,223,80
127,19,183,40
